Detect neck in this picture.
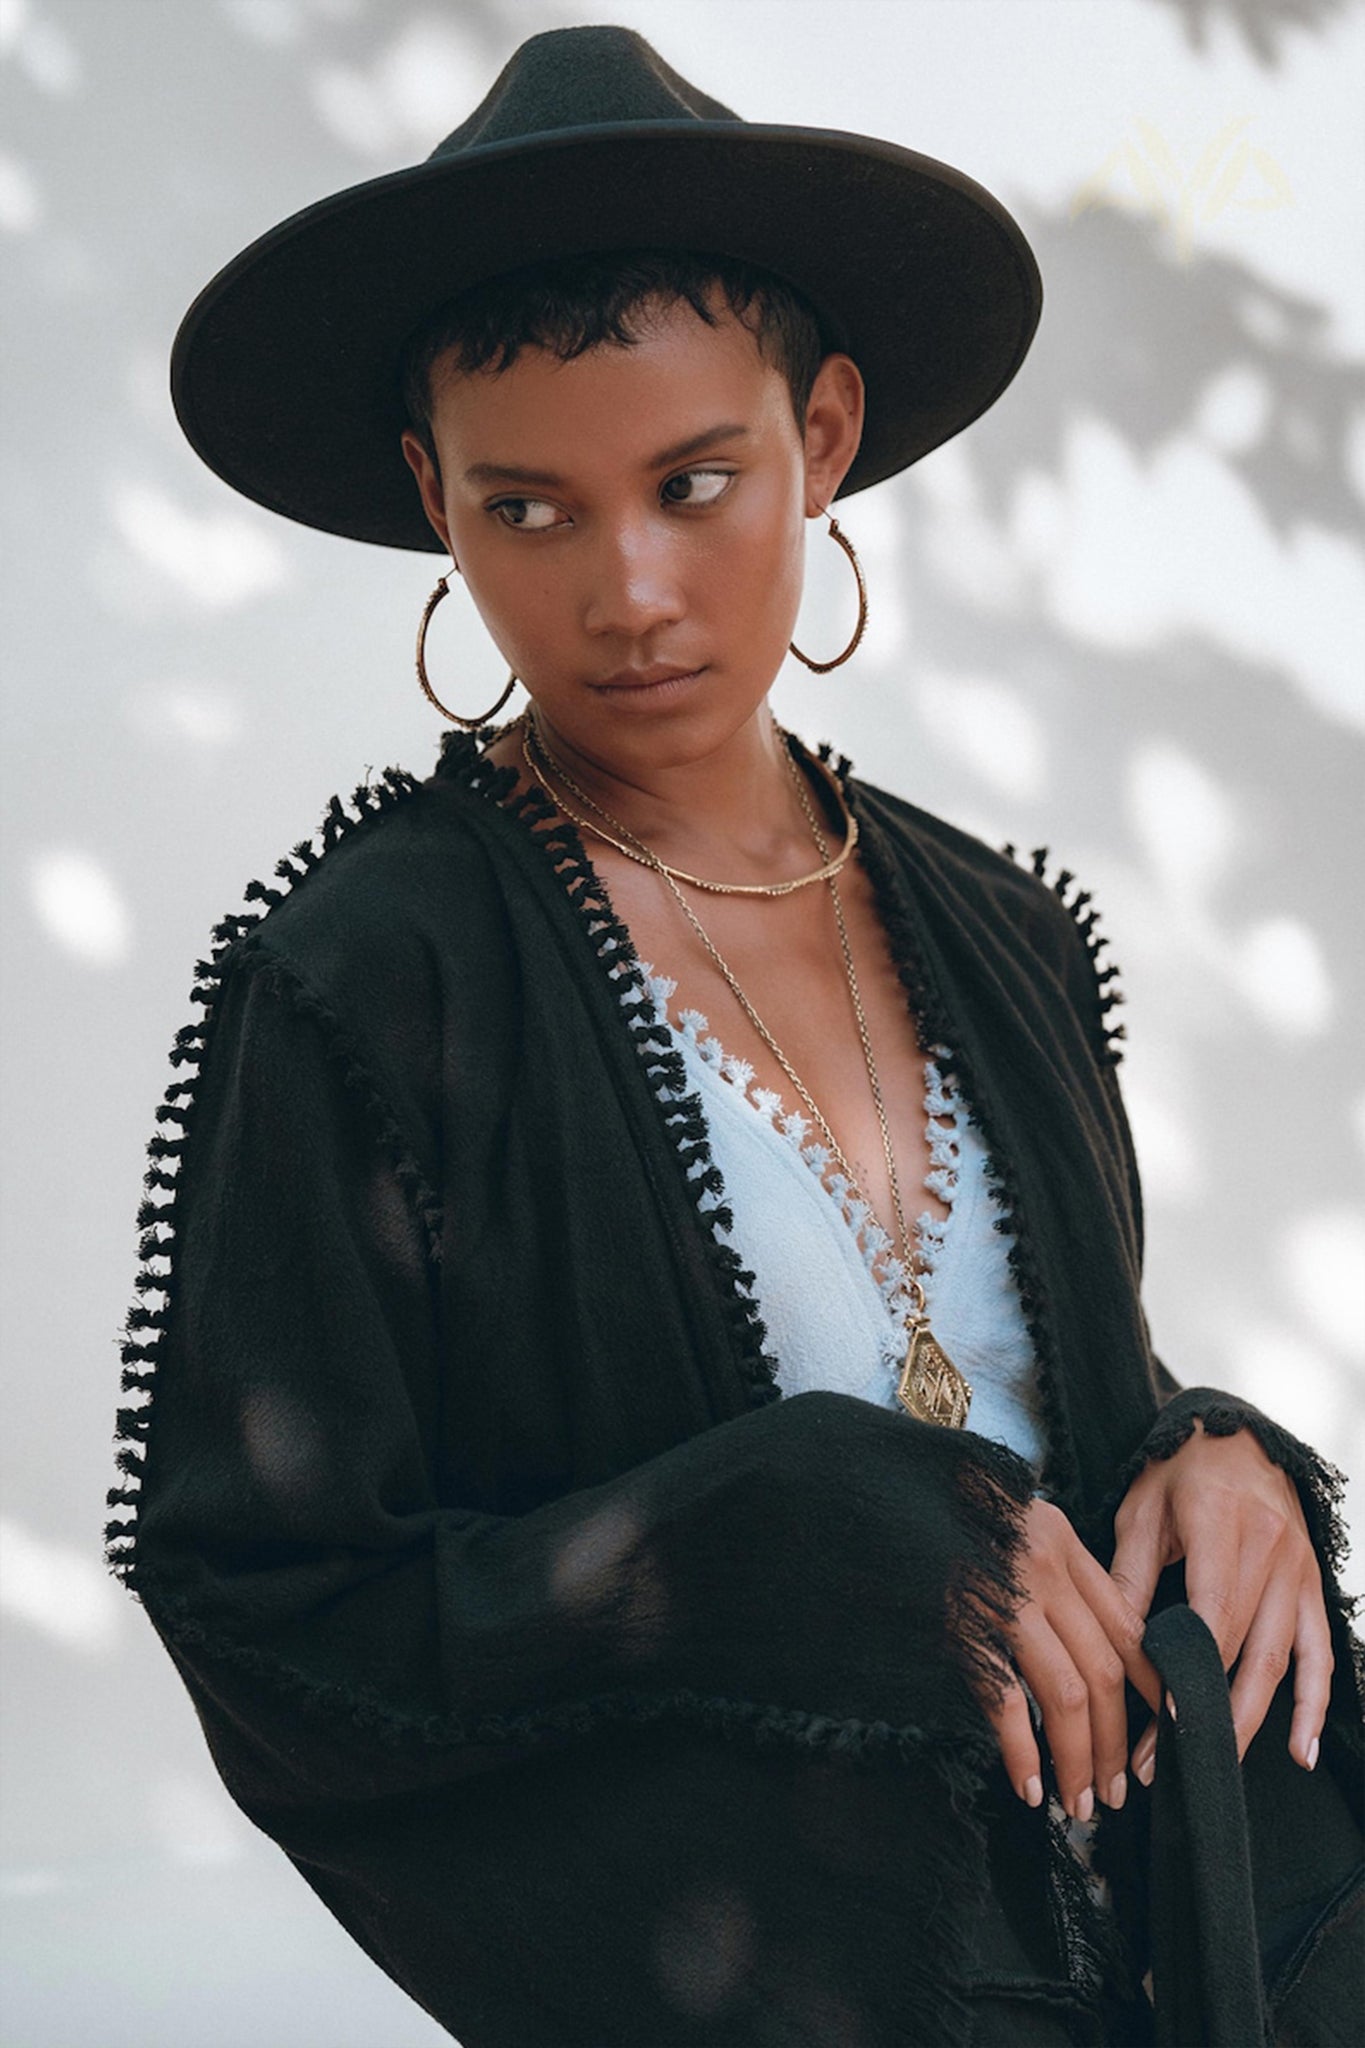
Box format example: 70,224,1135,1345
528,703,821,882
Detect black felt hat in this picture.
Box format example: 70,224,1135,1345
171,24,1043,553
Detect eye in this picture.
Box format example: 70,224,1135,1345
660,468,734,507
489,497,567,531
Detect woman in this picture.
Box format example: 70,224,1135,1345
107,26,1360,2046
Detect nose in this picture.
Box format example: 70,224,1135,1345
580,516,686,641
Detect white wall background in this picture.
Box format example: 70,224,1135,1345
2,1,1362,2040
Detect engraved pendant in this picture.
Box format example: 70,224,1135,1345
896,1319,973,1429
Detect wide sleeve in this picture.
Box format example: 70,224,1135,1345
111,941,1038,1819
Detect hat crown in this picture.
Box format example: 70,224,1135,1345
172,24,1043,550
429,25,740,162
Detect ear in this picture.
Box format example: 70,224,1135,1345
800,354,866,518
400,430,456,558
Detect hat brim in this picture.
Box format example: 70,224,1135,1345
171,122,1043,552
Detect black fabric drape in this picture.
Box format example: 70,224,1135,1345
106,734,1363,2044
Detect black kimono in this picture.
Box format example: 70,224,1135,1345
106,730,1363,2045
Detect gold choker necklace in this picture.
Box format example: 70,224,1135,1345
521,717,857,898
518,711,973,1429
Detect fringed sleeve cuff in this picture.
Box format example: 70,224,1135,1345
1110,1386,1363,1751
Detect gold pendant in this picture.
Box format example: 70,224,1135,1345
896,1319,973,1429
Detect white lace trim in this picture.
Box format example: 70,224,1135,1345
623,959,962,1363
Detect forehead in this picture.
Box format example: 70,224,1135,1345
426,296,793,473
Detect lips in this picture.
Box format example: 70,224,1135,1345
591,664,706,692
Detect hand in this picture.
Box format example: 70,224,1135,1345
987,1497,1161,1819
1109,1420,1333,1783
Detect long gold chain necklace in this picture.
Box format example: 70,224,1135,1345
519,712,973,1429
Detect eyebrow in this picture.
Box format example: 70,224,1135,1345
461,422,750,489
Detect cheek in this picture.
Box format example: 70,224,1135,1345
712,486,806,653
444,525,563,666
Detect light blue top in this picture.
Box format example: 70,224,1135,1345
634,963,1049,1474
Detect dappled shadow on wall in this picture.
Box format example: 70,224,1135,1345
1146,0,1352,66
881,193,1363,1460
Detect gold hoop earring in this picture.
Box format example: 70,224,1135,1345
788,515,868,673
415,573,518,728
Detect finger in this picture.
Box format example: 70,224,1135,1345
1181,1490,1277,1673
1227,1569,1298,1763
986,1672,1045,1808
1109,1499,1166,1624
1072,1544,1163,1715
1047,1574,1133,1811
1131,1688,1181,1787
1013,1605,1095,1821
1288,1580,1335,1771
1131,1714,1157,1788
1064,1548,1162,1810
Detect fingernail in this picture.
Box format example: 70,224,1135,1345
1023,1775,1044,1809
1135,1750,1155,1789
1074,1785,1095,1824
1306,1737,1319,1772
1107,1772,1128,1811
1164,1692,1178,1723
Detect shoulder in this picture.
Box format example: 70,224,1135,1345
852,772,1028,888
168,749,530,1169
844,762,1079,957
205,748,518,1009
830,752,1127,1065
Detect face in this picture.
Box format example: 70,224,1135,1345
401,295,863,775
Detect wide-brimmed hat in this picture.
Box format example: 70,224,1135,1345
171,24,1043,553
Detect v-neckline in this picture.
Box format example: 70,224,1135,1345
443,722,1076,1498
631,958,962,1331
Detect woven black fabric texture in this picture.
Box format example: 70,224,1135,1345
107,734,1363,2045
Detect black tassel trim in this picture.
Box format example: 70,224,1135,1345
134,1566,1008,1775
1004,842,1129,1068
775,739,1085,1514
825,749,1081,1509
438,728,781,1408
242,947,445,1264
810,745,1088,1515
105,763,426,1588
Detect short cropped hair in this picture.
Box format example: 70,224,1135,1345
399,249,829,458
